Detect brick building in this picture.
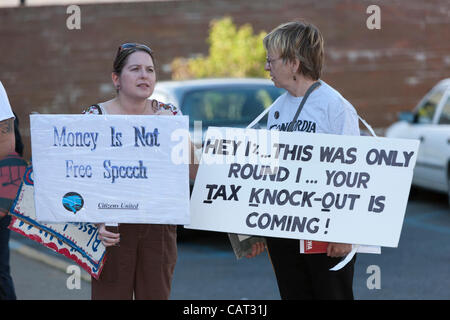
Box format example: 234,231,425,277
0,0,449,159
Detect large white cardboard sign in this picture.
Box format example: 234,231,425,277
186,127,419,247
30,114,190,224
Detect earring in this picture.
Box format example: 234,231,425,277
293,75,297,81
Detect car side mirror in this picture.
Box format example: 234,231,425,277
398,111,415,123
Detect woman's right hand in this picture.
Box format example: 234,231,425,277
96,223,120,247
246,241,266,258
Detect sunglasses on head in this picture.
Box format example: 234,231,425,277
117,43,152,55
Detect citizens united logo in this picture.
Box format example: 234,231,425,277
62,192,84,214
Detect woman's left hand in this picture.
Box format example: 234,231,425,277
326,243,352,257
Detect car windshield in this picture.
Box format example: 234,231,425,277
181,86,284,128
438,96,450,124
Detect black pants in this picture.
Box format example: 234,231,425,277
266,237,355,300
0,215,16,300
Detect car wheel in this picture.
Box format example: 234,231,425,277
448,162,450,207
408,185,417,200
448,174,450,207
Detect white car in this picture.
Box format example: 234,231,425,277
385,78,450,205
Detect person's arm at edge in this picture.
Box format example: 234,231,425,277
0,117,15,159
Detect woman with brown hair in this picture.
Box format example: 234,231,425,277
84,43,197,300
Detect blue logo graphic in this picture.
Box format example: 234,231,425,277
62,192,84,214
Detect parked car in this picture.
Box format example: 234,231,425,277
151,78,285,148
385,78,450,205
151,78,284,236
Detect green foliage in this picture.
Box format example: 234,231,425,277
171,17,268,80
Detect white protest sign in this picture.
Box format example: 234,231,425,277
30,114,190,224
186,127,419,247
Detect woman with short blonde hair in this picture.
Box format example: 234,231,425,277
263,21,324,81
247,21,359,300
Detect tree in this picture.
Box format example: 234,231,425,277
171,17,268,80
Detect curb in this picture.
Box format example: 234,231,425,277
9,239,92,283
